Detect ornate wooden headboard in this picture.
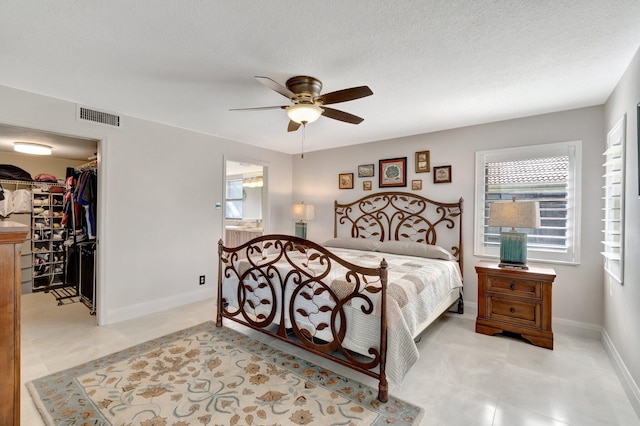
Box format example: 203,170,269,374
334,191,464,269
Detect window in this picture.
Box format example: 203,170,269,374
602,116,625,283
475,141,582,265
225,179,243,219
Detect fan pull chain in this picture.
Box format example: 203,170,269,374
301,123,306,159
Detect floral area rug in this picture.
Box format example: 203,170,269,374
27,321,423,425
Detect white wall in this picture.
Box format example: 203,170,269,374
0,84,293,325
293,106,605,329
603,46,640,413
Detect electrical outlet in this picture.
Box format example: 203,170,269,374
199,275,205,285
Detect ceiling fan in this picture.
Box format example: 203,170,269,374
230,76,373,132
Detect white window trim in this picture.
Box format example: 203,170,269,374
474,141,582,265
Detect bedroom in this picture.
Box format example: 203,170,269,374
1,1,639,425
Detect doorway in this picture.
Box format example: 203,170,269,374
0,123,100,318
224,159,267,246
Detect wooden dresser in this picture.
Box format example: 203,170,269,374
0,221,29,426
475,261,556,349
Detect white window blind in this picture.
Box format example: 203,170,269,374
602,115,625,284
475,141,581,264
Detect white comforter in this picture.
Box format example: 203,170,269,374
220,246,463,386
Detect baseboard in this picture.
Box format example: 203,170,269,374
101,287,216,325
602,329,640,418
458,301,477,321
552,316,602,340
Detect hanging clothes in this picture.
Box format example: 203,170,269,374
61,175,80,228
75,171,97,239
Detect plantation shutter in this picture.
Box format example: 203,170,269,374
601,116,625,283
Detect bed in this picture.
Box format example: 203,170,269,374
217,191,463,402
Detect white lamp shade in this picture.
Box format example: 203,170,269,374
489,200,540,229
291,203,315,221
286,104,323,124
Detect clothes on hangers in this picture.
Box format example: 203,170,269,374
61,175,79,228
75,170,97,239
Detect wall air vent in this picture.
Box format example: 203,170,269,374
76,105,122,128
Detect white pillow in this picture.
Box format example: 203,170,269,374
376,240,455,261
323,238,382,252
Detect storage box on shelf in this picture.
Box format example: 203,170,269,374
31,190,66,291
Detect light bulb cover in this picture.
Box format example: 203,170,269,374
286,104,323,124
14,142,52,155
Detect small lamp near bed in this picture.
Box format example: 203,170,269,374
489,197,540,269
291,202,315,239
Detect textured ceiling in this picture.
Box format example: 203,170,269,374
1,1,640,157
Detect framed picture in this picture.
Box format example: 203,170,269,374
411,179,422,190
339,173,354,189
415,151,430,173
358,164,374,178
379,157,407,188
363,181,372,191
433,165,452,183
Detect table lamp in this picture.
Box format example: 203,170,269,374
291,202,315,239
488,197,540,269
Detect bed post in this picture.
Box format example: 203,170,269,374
333,200,338,238
458,197,464,276
378,258,389,403
216,239,223,328
457,197,464,315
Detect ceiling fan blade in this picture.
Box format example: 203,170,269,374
321,107,364,124
288,120,302,132
317,86,373,105
255,76,296,100
229,106,287,111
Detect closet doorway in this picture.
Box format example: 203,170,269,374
224,160,267,246
0,123,100,318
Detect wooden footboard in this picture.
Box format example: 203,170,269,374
217,234,390,402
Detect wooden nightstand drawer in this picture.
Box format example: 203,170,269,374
486,295,541,328
486,276,541,299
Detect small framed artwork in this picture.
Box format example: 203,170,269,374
411,179,422,190
363,180,372,191
379,157,407,188
433,165,452,183
358,164,375,178
339,173,354,189
415,151,430,173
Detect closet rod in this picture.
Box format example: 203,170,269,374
74,160,97,172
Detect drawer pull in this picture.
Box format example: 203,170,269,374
510,283,516,290
510,307,516,313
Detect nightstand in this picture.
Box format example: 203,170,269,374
475,261,556,349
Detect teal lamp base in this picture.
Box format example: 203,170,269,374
295,222,307,239
499,231,529,269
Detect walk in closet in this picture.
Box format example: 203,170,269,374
0,125,99,316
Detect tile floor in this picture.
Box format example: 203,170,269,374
20,292,640,426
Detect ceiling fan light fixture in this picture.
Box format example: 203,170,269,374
14,142,52,156
286,104,323,124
